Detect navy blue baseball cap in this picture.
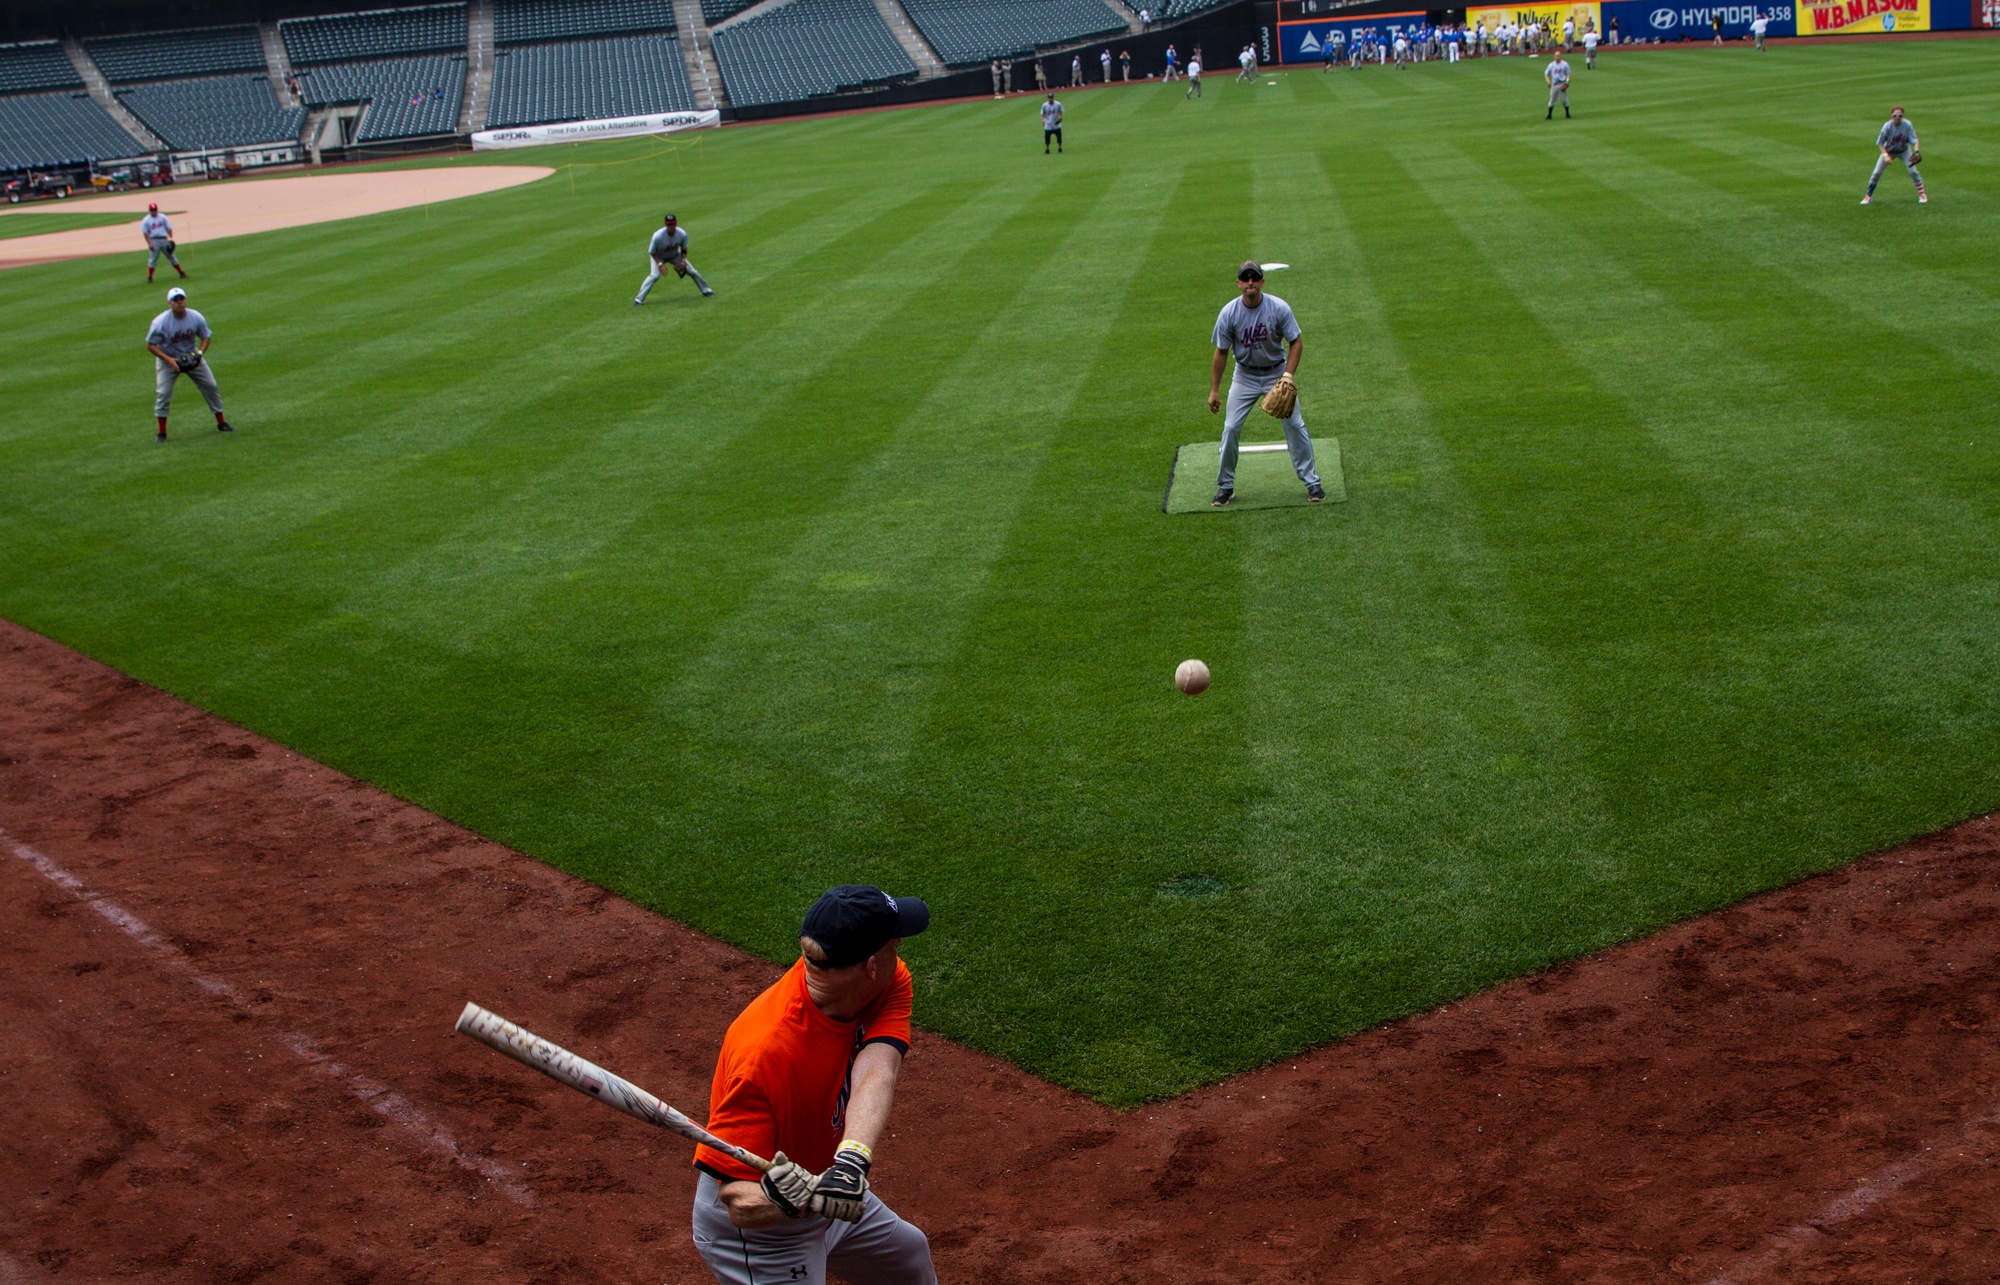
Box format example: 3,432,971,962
801,885,929,968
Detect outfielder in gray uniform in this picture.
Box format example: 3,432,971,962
1545,54,1571,119
145,286,232,444
635,213,713,303
139,204,186,283
1208,261,1322,506
1862,107,1926,204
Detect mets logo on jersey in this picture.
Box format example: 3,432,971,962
1238,320,1273,347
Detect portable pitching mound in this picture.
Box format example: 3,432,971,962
1162,437,1346,513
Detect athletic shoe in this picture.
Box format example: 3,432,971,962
1918,193,1928,203
217,422,234,432
1860,195,1872,204
701,289,715,297
633,298,644,305
1212,488,1234,507
155,431,166,444
1307,483,1326,502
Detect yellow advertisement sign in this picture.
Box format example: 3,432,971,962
1467,2,1603,36
1798,0,1928,33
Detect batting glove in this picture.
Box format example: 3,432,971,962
811,1142,872,1222
759,1151,815,1219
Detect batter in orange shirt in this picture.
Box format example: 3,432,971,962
690,885,936,1285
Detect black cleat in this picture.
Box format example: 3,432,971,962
701,289,714,297
155,431,167,444
1212,488,1234,507
1307,483,1325,502
217,422,234,432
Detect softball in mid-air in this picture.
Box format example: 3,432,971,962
1175,659,1210,695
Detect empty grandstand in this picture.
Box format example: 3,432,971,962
488,34,694,126
118,75,305,150
281,4,469,65
85,26,267,83
1159,0,1236,16
899,0,1125,65
711,0,914,107
702,0,766,25
299,53,465,139
0,41,83,93
494,0,679,44
0,93,146,168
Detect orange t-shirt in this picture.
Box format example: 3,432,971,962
694,958,913,1183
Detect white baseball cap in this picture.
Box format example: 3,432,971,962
166,287,187,302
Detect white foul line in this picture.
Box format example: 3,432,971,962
1701,1096,2000,1284
3,824,534,1207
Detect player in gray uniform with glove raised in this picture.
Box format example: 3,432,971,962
635,213,713,303
1208,261,1321,506
139,203,186,283
1862,107,1926,205
145,286,233,444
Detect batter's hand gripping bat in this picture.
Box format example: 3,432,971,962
454,1001,772,1174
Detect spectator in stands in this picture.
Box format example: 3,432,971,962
1120,50,1131,80
1035,59,1047,90
1100,48,1112,82
1140,6,1151,28
286,72,303,100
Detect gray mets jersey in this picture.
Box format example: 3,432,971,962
1878,118,1916,153
649,225,689,261
1212,294,1300,370
146,308,210,359
139,212,173,245
1546,58,1571,84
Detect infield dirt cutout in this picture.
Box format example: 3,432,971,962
3,615,1998,1282
0,165,551,270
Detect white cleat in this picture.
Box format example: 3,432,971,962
1918,193,1928,203
1859,194,1872,204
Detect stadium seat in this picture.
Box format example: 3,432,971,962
0,41,85,93
282,5,470,65
701,0,765,25
493,0,678,44
85,26,268,83
898,0,1125,65
711,0,914,107
487,35,696,126
298,54,465,139
1160,0,1234,17
118,75,306,149
0,92,147,168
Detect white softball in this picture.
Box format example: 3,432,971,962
1175,659,1211,695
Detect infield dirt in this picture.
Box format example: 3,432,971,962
2,616,1996,1283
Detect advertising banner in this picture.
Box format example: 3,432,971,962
472,110,721,151
1796,0,1928,31
1597,0,1794,39
1466,2,1604,37
1983,0,2000,23
1279,12,1428,59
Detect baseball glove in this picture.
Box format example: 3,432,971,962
1260,372,1298,419
165,239,176,254
1909,150,1921,166
174,351,203,373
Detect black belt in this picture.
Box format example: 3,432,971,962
1240,363,1282,373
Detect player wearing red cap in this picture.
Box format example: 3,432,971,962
690,885,935,1285
139,203,184,283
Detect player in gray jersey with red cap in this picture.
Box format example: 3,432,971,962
1207,261,1321,506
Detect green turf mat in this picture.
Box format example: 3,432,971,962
0,211,142,239
1164,437,1346,513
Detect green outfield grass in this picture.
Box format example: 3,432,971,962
0,209,143,239
4,40,1999,1103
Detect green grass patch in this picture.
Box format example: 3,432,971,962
0,210,144,238
4,42,2000,1104
1164,438,1347,512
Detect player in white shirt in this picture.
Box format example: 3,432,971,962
1750,13,1769,48
144,287,232,443
1237,45,1256,81
138,203,185,283
1393,32,1409,67
1582,27,1599,67
1562,16,1575,48
1041,93,1064,152
1185,55,1202,97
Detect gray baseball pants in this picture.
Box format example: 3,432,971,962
637,255,711,302
1218,364,1318,491
1548,84,1569,110
690,1173,936,1285
146,239,181,271
155,357,223,418
1867,152,1924,195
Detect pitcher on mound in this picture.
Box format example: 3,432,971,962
1207,261,1322,506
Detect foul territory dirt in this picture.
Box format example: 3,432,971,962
2,618,1998,1283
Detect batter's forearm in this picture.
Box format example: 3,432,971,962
1285,337,1302,377
1211,348,1228,393
839,1043,903,1153
718,1178,790,1228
